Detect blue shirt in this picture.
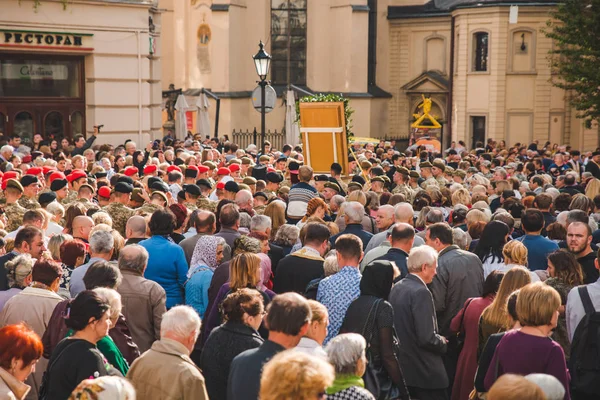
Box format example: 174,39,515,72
185,266,213,318
514,234,559,271
69,257,107,297
140,236,188,309
317,266,361,344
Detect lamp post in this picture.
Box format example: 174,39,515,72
252,40,272,156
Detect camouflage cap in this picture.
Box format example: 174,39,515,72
242,176,257,185
409,170,421,179
131,188,145,203
453,169,467,178
419,161,433,169
324,182,340,192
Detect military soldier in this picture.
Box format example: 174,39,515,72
3,179,27,232
103,182,135,236
392,167,414,202
408,170,421,190
196,179,217,212
137,191,167,215
18,175,41,210
75,183,100,212
182,184,202,212
453,169,467,185
346,181,363,194
242,177,257,194
240,157,253,179
253,192,269,215
370,176,386,194
264,172,283,200
63,170,88,206
419,161,438,189
432,159,449,187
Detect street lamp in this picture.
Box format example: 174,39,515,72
252,40,272,156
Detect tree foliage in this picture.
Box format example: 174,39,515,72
546,0,600,123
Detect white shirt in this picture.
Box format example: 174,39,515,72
294,337,327,359
566,278,600,342
492,263,540,283
46,221,64,237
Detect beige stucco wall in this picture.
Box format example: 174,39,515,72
0,0,162,147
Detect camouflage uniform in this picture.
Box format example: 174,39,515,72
280,179,292,188
254,205,267,215
103,202,135,236
5,202,27,232
420,177,439,189
392,183,414,202
18,196,41,210
75,198,100,212
183,202,198,212
136,203,163,216
61,191,78,206
435,176,449,187
196,197,216,213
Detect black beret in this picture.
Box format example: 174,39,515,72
265,172,283,183
177,190,186,201
94,171,107,179
147,177,161,188
253,191,269,201
117,176,134,185
39,192,57,206
184,168,198,178
183,184,201,196
251,164,267,181
196,179,213,189
114,182,134,194
50,178,68,192
225,181,240,193
288,161,300,171
315,175,329,182
20,175,39,187
151,181,169,193
352,175,366,185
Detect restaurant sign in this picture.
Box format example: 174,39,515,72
0,29,93,51
0,64,68,80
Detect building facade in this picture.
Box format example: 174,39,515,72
0,0,162,146
159,0,598,151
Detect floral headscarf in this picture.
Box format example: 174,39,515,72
189,236,225,273
68,376,135,400
256,253,272,291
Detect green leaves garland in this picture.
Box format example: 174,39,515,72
296,93,355,144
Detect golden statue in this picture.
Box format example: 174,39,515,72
411,95,441,129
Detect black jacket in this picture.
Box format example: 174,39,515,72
70,135,97,156
199,322,263,400
389,274,448,390
0,251,17,291
273,251,324,294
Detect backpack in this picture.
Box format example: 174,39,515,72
569,286,600,396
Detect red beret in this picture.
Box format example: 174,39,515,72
186,165,199,172
67,169,87,183
21,155,32,164
26,167,42,176
48,172,66,184
42,166,56,175
198,165,209,173
2,171,18,181
143,165,157,174
124,166,139,177
267,167,276,173
98,186,111,199
217,167,230,176
167,165,182,173
216,181,225,190
229,164,240,173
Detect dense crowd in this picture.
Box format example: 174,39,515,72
0,130,598,400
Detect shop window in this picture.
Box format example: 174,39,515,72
271,0,307,85
71,111,83,136
471,116,486,148
14,112,33,143
0,57,82,98
472,32,489,72
45,111,64,138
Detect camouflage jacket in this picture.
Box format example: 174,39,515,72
196,197,216,213
5,202,27,232
136,203,164,216
103,202,135,236
18,196,41,210
61,191,78,206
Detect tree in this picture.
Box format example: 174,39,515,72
546,0,600,124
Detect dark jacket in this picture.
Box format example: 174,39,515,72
330,223,373,250
389,274,448,390
199,322,263,400
0,251,17,291
70,135,97,156
273,250,324,294
429,245,484,337
43,300,140,365
227,340,285,400
375,248,409,279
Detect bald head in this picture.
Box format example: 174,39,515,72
394,203,414,224
72,216,94,240
126,215,147,239
235,189,253,209
195,210,216,233
389,222,415,252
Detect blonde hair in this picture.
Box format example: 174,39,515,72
91,212,113,228
488,374,546,400
111,230,125,260
502,240,528,266
517,282,561,327
264,201,286,240
585,178,600,200
48,234,73,262
259,350,334,400
347,190,367,206
466,209,489,227
307,300,328,324
481,266,532,331
494,180,511,195
452,188,472,207
229,253,261,290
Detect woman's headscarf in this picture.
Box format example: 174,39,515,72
360,260,395,301
189,236,225,273
257,253,272,291
68,376,135,400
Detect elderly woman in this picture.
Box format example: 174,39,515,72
69,376,135,400
58,239,87,297
260,350,334,400
295,300,329,358
43,291,115,398
199,288,265,400
325,333,375,400
484,283,569,395
271,224,300,258
45,202,65,237
0,254,33,311
140,209,188,309
65,288,128,376
257,253,273,291
186,236,226,318
0,259,63,399
0,323,43,400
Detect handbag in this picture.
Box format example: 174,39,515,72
361,299,401,400
453,298,475,355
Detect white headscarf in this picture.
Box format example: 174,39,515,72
189,236,225,275
69,376,135,400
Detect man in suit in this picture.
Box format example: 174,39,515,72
390,245,448,400
0,226,46,291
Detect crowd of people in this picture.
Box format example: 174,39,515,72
0,130,598,400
